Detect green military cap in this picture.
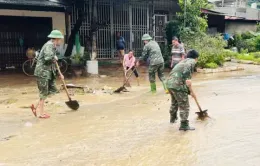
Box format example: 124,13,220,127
48,30,64,39
142,34,152,41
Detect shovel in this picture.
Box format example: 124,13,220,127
55,61,79,110
114,68,136,93
189,86,209,120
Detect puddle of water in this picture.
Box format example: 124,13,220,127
1,63,260,165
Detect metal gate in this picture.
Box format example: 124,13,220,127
72,0,150,59
71,0,177,59
154,14,167,43
0,16,52,69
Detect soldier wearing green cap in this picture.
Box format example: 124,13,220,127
137,34,168,94
31,30,64,119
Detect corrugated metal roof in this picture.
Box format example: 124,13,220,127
0,0,68,7
225,15,260,21
0,0,70,11
0,0,67,7
201,8,226,15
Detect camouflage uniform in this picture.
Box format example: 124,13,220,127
140,40,167,91
166,58,196,122
34,40,58,100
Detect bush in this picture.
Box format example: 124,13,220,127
241,31,255,40
205,62,218,69
223,50,239,58
253,52,260,58
257,22,260,32
160,44,171,68
181,33,227,68
231,32,260,53
240,48,249,54
236,38,256,52
254,35,260,51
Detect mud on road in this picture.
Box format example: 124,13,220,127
1,63,260,166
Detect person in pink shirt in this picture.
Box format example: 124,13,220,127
123,50,139,86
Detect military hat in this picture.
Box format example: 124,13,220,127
48,30,64,39
142,34,152,41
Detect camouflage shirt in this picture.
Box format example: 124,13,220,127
166,58,196,93
34,40,57,80
140,40,164,66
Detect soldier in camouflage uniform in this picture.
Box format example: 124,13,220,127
166,50,199,131
31,30,64,119
137,34,168,94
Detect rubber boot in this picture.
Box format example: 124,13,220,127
150,83,156,94
162,81,169,94
170,112,178,123
179,120,195,131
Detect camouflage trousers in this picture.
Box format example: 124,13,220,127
169,89,190,122
37,77,59,100
148,63,166,83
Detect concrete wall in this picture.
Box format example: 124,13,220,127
0,9,66,35
215,7,260,20
246,8,260,20
225,21,257,34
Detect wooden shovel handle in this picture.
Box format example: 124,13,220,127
189,86,203,112
123,68,136,87
55,61,71,101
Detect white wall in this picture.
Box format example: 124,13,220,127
0,9,66,35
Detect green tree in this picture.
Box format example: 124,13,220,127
177,0,209,33
165,20,181,44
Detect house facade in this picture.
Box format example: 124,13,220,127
71,0,180,59
0,0,69,69
202,8,259,35
205,0,260,35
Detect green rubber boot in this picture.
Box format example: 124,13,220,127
150,83,157,93
179,120,195,131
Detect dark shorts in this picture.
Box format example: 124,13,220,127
126,66,139,77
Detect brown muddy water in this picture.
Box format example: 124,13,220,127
1,63,260,166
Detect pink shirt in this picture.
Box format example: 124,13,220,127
124,54,136,68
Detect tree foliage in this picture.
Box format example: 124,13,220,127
164,0,228,68
177,0,209,33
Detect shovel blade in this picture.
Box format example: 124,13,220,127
195,110,209,120
65,100,79,110
114,86,127,93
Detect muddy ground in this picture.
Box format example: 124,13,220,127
1,63,260,166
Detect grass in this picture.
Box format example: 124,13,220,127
236,54,260,63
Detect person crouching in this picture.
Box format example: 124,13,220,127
123,50,139,86
166,50,199,131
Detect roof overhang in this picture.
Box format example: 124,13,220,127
0,0,71,12
201,8,226,16
225,16,260,21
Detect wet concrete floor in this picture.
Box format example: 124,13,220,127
1,63,260,166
